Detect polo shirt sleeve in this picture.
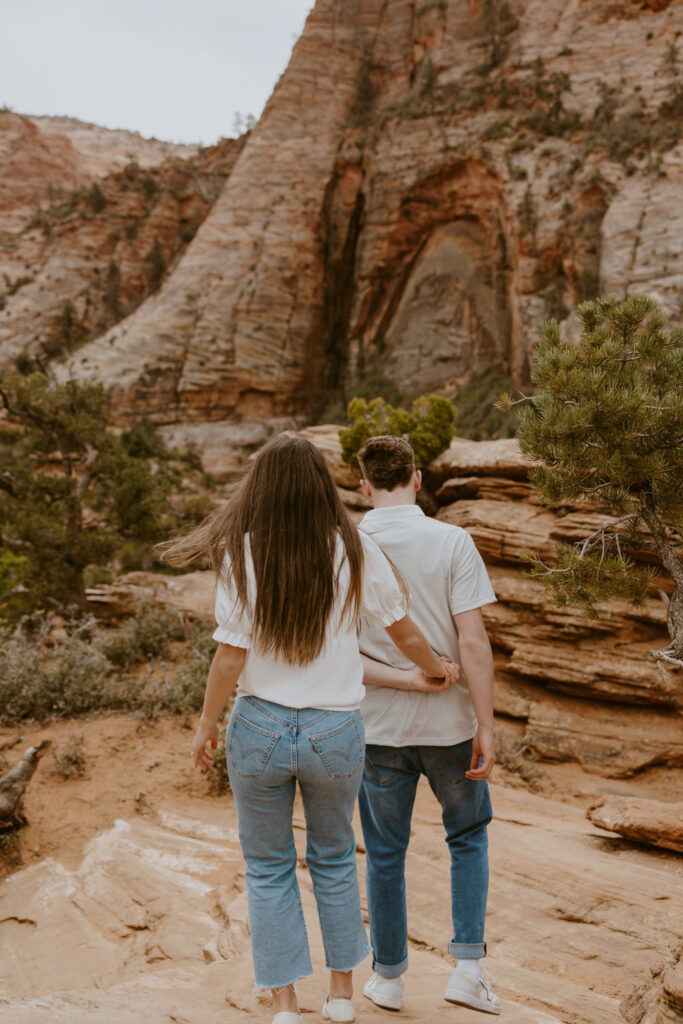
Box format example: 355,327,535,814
449,530,497,616
359,532,408,629
213,553,252,648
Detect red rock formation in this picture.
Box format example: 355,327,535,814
279,428,683,776
0,114,244,373
587,795,683,852
0,0,675,434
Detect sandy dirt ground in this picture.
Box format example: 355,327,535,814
0,713,681,1024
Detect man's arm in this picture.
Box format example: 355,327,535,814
384,613,458,681
361,653,453,693
453,607,496,779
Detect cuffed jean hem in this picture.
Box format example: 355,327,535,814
449,941,487,960
373,955,409,979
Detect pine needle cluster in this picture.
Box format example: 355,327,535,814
498,294,683,665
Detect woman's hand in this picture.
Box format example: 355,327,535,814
191,718,219,771
406,658,460,692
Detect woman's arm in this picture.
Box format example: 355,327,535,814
191,643,247,770
361,653,453,692
384,614,456,681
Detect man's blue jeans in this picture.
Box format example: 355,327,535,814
226,696,371,988
359,738,492,978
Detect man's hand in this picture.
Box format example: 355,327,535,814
406,658,460,693
466,725,495,780
439,657,461,686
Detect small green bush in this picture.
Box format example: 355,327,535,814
0,609,215,725
99,601,184,669
340,394,456,468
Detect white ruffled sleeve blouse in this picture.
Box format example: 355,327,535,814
213,531,406,710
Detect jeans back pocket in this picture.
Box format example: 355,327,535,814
228,714,280,778
309,714,364,780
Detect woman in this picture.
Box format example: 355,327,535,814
165,435,455,1024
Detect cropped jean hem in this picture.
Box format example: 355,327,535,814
374,955,409,979
327,945,372,973
254,967,312,991
449,940,487,960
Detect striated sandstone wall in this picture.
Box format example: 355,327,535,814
0,114,244,375
283,427,683,777
25,0,678,430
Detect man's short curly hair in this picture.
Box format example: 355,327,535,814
357,435,416,491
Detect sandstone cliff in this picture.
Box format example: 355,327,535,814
14,0,677,437
0,112,244,373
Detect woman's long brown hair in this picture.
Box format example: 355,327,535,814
162,434,364,665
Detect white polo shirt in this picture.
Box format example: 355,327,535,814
213,531,407,711
358,504,496,747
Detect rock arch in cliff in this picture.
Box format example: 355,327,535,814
343,159,512,396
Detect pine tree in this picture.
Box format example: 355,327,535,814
0,369,173,616
498,295,683,666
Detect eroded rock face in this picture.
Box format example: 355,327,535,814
0,115,244,376
2,1,678,426
0,785,681,1023
266,428,683,776
587,795,683,853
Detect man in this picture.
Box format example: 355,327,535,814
356,434,500,1015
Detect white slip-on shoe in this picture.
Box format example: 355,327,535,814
444,966,501,1015
363,972,404,1011
272,1013,303,1024
322,995,356,1022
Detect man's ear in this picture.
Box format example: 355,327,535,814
414,469,422,492
360,478,373,498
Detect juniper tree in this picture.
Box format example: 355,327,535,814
498,294,683,666
0,369,173,615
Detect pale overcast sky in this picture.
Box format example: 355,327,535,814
2,0,314,144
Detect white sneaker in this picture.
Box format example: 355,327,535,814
322,995,356,1022
444,966,501,1014
363,972,404,1011
272,1014,303,1024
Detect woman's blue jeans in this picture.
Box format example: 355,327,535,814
226,696,371,989
359,739,492,978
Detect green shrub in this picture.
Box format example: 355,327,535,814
86,183,107,214
340,394,456,468
145,238,166,292
99,601,184,669
0,609,214,724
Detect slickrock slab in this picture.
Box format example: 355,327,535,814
521,693,683,777
86,570,215,619
587,796,683,853
2,784,681,1024
621,957,683,1024
427,438,536,487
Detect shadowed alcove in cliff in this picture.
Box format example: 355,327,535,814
345,158,513,397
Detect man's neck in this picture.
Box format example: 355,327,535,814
370,488,417,509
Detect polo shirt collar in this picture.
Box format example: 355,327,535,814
360,504,425,533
